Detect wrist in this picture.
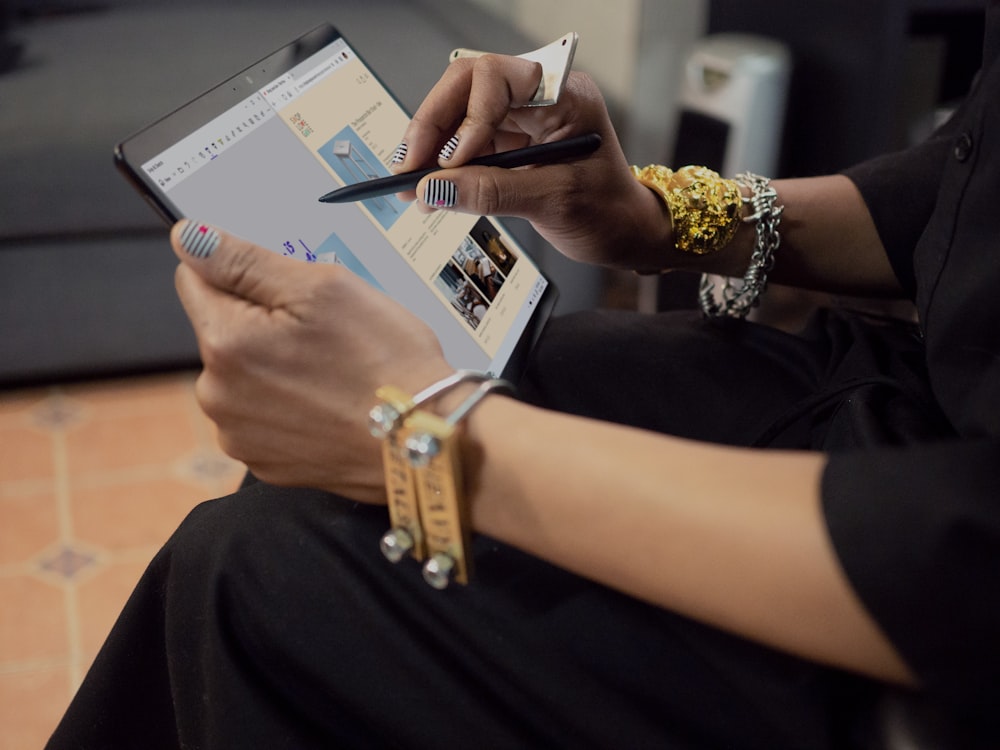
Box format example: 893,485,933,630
457,392,525,536
628,178,677,274
629,164,747,275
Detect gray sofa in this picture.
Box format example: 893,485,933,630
0,0,586,386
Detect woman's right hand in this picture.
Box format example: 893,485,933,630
393,54,674,272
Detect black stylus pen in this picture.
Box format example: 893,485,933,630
317,132,602,203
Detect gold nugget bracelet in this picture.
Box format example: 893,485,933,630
631,165,784,318
630,164,742,255
370,374,514,589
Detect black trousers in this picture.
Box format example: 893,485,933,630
48,310,934,750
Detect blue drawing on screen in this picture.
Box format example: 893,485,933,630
282,239,317,262
314,232,384,292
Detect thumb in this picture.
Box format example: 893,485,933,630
170,219,294,306
416,162,577,218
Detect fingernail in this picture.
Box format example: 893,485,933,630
178,220,221,259
424,179,457,208
390,142,408,165
438,134,460,160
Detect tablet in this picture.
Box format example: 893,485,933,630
114,23,556,379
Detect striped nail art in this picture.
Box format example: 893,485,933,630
178,220,221,259
424,179,457,208
390,142,408,165
438,135,460,160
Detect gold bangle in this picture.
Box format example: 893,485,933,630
370,370,490,565
371,374,514,588
631,164,742,255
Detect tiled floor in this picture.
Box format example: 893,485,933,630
0,371,245,750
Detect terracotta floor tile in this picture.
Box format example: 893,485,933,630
63,372,196,415
0,371,231,747
65,409,201,477
0,427,55,483
0,575,67,664
76,558,153,657
71,476,209,552
0,490,60,566
0,387,50,418
0,666,71,750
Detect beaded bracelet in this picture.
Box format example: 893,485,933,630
371,373,514,588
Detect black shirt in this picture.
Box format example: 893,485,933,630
825,0,1000,735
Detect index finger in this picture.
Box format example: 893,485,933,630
397,55,542,170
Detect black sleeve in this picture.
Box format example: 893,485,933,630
840,133,953,299
821,439,1000,728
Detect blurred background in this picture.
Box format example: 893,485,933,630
0,0,985,746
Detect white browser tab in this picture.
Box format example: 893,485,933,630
260,38,352,107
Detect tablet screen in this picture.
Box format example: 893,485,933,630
116,24,554,378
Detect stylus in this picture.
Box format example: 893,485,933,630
317,132,602,203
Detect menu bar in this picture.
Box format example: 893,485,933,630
142,37,353,191
142,93,275,191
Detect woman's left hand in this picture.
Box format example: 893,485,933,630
170,220,453,503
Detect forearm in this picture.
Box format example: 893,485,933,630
462,395,915,685
635,173,904,298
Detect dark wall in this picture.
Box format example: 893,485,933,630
708,0,985,176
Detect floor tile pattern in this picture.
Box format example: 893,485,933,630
0,372,244,749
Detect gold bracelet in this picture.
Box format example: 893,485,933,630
371,374,514,588
631,164,742,255
369,370,490,564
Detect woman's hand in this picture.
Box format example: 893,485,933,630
393,54,674,272
170,220,453,503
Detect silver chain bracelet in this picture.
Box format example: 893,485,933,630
698,172,783,319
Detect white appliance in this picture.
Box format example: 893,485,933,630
672,33,791,176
